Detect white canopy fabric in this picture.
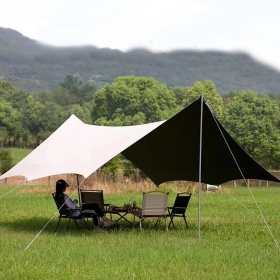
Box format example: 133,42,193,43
0,115,164,182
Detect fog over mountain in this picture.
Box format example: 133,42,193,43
1,27,280,94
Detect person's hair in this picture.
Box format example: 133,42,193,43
55,179,67,193
54,179,67,204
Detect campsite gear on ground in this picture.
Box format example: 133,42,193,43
108,199,140,212
61,186,115,228
79,189,111,211
52,192,89,232
79,189,117,226
206,184,221,191
132,191,169,231
167,192,192,229
128,200,132,212
104,200,141,226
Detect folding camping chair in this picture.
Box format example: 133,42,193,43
52,192,89,232
79,189,113,222
79,189,111,211
133,191,169,231
167,192,192,228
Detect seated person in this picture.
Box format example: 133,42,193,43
55,179,115,227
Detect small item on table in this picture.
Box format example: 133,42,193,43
132,201,142,215
128,200,132,212
108,200,141,212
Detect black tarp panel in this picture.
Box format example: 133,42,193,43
122,96,280,186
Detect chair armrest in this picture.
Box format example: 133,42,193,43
167,206,187,215
104,203,111,210
67,207,82,211
168,207,186,210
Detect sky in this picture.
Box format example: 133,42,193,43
1,0,280,70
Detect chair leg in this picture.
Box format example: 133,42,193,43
155,219,159,228
66,218,72,231
132,214,135,228
73,219,81,230
92,215,99,228
158,219,161,229
165,217,168,231
55,218,61,232
82,218,89,231
183,216,188,228
168,216,175,228
140,219,142,231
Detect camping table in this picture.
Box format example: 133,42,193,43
104,209,134,226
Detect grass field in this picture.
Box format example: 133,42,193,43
5,147,32,165
0,185,280,279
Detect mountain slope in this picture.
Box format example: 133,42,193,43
1,27,280,94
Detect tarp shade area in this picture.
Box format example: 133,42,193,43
0,95,279,187
122,96,280,186
0,115,164,182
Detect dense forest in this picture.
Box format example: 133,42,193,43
1,27,280,94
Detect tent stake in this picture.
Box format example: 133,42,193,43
198,95,204,240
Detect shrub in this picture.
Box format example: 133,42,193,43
0,149,13,174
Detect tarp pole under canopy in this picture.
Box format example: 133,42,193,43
76,174,81,206
198,95,204,240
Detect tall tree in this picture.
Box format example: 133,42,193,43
0,80,15,98
60,74,97,105
169,86,187,106
68,104,92,124
0,149,13,174
21,95,43,136
0,127,9,147
0,80,28,110
37,102,66,134
32,90,55,104
222,90,280,168
182,80,223,118
0,100,22,137
91,76,177,125
53,87,76,107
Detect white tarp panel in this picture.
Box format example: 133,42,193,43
0,115,164,182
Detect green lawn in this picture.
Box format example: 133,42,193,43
5,147,32,165
0,185,280,279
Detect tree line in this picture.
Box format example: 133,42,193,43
1,75,280,173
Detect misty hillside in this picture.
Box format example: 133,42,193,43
1,27,280,94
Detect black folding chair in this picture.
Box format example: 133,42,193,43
79,189,111,211
52,192,89,232
167,192,192,228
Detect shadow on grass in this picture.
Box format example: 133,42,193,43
0,216,94,234
0,216,198,234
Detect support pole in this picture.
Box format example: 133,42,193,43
76,174,81,206
198,96,204,240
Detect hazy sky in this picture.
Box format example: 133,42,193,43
1,0,280,70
